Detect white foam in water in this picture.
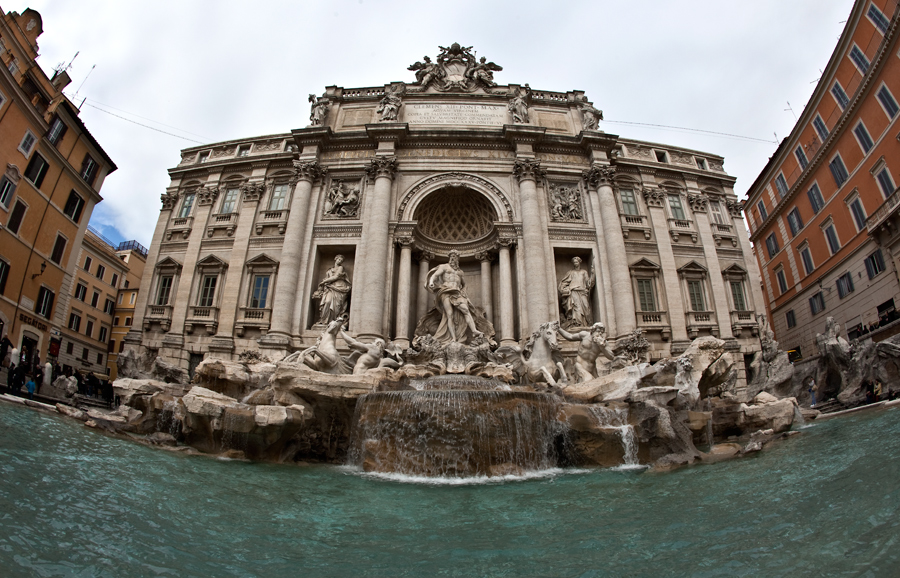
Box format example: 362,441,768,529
337,465,593,485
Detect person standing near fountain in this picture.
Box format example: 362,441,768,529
558,257,595,329
558,322,618,382
313,255,352,326
426,250,484,344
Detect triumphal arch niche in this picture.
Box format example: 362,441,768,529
131,42,764,385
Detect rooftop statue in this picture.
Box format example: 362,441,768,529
308,93,330,126
507,84,532,124
408,44,503,92
578,98,604,131
377,84,405,122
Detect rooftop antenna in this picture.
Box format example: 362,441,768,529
73,63,96,102
54,50,79,75
784,101,797,121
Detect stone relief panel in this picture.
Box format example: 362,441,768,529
323,178,362,219
548,183,585,223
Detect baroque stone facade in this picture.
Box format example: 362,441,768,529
126,45,764,390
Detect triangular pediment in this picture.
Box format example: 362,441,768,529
722,263,748,276
155,256,182,271
246,254,279,267
629,258,660,271
196,255,228,269
677,261,708,274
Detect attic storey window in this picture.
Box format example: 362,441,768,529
80,154,98,186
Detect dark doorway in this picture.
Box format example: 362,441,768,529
188,353,204,381
20,334,37,368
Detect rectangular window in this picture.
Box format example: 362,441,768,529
66,342,73,355
130,293,135,304
829,155,849,187
18,130,37,157
118,341,125,353
876,167,895,197
809,292,826,315
787,207,804,236
868,3,890,34
850,45,870,74
111,273,118,288
730,281,747,311
831,81,850,110
795,146,809,170
220,187,239,214
68,313,81,331
775,174,788,198
99,326,107,343
118,293,123,304
776,269,788,294
687,280,706,311
104,298,115,315
85,320,94,338
0,176,15,209
269,184,288,211
50,234,66,264
75,284,87,301
877,85,899,118
198,275,217,307
114,316,120,326
0,259,8,295
84,256,93,271
23,153,49,188
849,197,867,231
91,291,99,308
854,121,874,153
655,151,668,163
156,276,173,306
178,193,195,218
668,194,686,220
808,184,825,213
836,272,855,298
96,353,103,365
7,59,18,76
636,279,657,311
81,348,88,361
96,264,105,281
237,144,251,157
620,188,639,216
125,317,131,326
63,191,85,223
47,116,68,145
800,245,815,275
824,223,840,254
786,310,797,328
198,151,210,163
757,200,768,221
865,249,886,279
813,116,829,141
80,154,98,186
250,275,270,308
696,158,707,170
6,200,26,235
766,232,780,259
708,200,726,225
35,287,54,318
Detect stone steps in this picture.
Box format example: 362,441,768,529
812,399,844,414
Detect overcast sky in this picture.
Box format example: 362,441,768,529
19,0,854,247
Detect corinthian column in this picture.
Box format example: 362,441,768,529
263,160,326,347
476,251,494,325
416,250,433,324
584,165,636,334
513,159,551,327
356,156,398,340
393,236,413,348
498,237,516,346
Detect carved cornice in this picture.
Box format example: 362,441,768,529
292,160,327,183
642,186,666,208
512,158,545,183
687,193,708,213
582,165,616,189
365,156,398,179
241,182,266,202
197,186,220,206
726,199,744,218
160,191,180,211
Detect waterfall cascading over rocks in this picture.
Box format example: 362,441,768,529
348,389,569,477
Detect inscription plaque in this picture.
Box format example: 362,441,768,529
404,103,508,126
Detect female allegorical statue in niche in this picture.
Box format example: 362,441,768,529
558,256,595,329
313,254,351,325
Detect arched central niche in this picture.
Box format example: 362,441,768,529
414,186,497,244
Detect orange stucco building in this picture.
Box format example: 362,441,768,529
747,0,900,359
0,6,116,366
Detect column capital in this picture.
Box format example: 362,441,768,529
726,199,744,218
642,186,667,208
417,250,435,262
582,165,616,189
498,237,517,248
160,191,180,211
395,235,413,247
365,156,398,179
241,182,266,202
687,193,708,213
475,251,494,262
291,160,328,184
197,186,220,206
512,158,545,183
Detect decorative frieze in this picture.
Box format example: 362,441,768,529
255,140,285,152
512,158,545,182
365,156,398,179
311,224,364,238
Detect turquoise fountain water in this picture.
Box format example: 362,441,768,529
1,403,899,577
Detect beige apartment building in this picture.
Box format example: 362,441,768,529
107,239,147,379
